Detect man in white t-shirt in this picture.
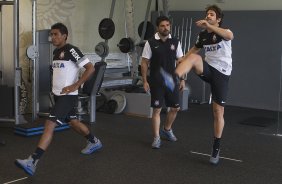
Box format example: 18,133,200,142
175,5,234,165
15,23,102,176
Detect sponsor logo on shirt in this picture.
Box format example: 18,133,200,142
70,48,81,61
53,62,65,68
204,44,221,52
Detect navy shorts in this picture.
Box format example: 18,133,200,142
150,84,180,108
47,95,78,125
199,61,230,106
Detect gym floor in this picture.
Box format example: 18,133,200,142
1,104,282,184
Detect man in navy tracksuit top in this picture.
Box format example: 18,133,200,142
141,16,185,149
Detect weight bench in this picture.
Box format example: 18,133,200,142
77,61,107,123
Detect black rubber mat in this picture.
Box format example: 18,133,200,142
2,104,282,184
239,117,276,127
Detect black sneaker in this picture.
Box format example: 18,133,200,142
209,148,220,165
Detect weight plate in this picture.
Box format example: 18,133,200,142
98,18,115,40
110,93,126,114
95,42,109,58
138,21,155,40
26,45,38,60
118,37,134,53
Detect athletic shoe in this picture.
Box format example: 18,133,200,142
81,138,102,154
15,156,37,176
160,67,175,92
152,136,161,149
209,148,220,165
160,128,177,142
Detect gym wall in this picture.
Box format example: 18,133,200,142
2,1,282,112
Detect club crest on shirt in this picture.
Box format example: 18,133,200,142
195,36,200,45
154,100,159,106
59,51,65,59
212,34,217,42
170,44,175,51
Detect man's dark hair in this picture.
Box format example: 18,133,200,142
51,22,68,39
156,15,170,27
206,5,224,26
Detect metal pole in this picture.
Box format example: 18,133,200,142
0,118,15,122
109,0,116,19
89,95,96,123
162,0,169,17
180,17,184,50
32,0,38,121
123,0,135,72
134,0,152,79
0,6,2,85
187,18,192,51
276,53,282,135
183,17,188,53
13,0,20,125
140,0,152,42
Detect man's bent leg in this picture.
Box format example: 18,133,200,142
175,53,203,77
15,120,56,176
38,120,57,150
69,119,90,136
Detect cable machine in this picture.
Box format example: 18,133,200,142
0,0,24,125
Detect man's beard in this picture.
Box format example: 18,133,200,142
159,30,170,37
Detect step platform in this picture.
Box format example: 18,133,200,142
14,118,70,136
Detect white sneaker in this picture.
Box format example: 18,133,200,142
152,136,161,149
15,156,37,176
161,128,177,142
81,138,102,154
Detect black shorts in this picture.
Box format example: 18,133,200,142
150,84,180,108
199,61,230,106
47,95,78,125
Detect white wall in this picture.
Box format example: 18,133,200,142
35,0,282,53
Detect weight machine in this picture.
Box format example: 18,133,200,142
0,0,23,125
